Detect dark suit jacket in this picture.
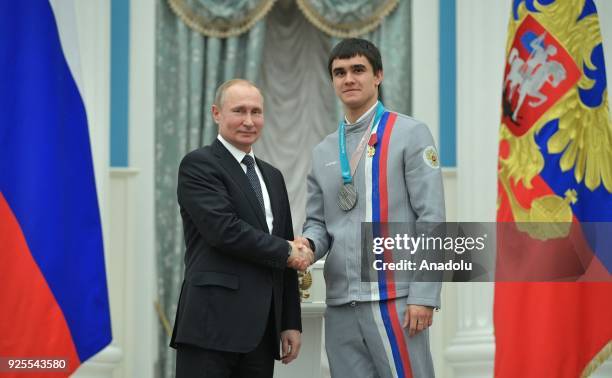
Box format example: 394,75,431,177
170,139,301,358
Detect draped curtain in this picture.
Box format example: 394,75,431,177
255,1,337,240
155,2,267,376
154,1,411,376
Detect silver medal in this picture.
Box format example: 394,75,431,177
337,182,358,211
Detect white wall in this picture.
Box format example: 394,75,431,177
122,0,158,375
70,0,158,376
106,0,158,376
71,0,124,376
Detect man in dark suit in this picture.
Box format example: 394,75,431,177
171,79,313,378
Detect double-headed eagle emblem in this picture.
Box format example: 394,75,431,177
498,1,612,238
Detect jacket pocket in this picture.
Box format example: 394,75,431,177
188,271,239,290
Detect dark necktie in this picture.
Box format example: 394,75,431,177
242,155,265,212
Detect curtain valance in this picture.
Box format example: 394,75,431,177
167,0,277,38
168,0,399,38
296,0,398,38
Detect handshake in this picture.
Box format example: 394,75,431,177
286,236,314,271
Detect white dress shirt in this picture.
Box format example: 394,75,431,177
217,135,274,233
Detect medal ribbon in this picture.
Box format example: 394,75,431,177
338,102,385,184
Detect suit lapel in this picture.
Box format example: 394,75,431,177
212,140,268,232
257,158,283,236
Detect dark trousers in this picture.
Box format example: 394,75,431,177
175,308,276,378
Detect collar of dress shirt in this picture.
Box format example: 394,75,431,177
344,100,379,125
217,135,256,166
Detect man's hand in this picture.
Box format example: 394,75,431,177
293,235,315,266
402,305,434,337
280,329,301,364
287,240,313,271
293,236,311,251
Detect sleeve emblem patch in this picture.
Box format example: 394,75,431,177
423,146,440,169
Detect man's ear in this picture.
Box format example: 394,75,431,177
375,70,384,87
211,104,220,123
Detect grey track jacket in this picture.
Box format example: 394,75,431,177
303,107,445,307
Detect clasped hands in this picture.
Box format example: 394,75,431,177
286,236,314,271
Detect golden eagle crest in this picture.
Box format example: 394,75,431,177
498,0,612,231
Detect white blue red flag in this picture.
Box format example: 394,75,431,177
0,1,112,375
496,0,612,377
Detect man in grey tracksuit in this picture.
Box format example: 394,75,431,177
299,39,445,377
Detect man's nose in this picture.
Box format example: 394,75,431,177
344,72,355,84
243,113,254,127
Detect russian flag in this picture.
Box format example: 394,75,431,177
495,1,612,377
0,1,112,375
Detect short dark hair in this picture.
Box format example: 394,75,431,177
327,38,383,78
